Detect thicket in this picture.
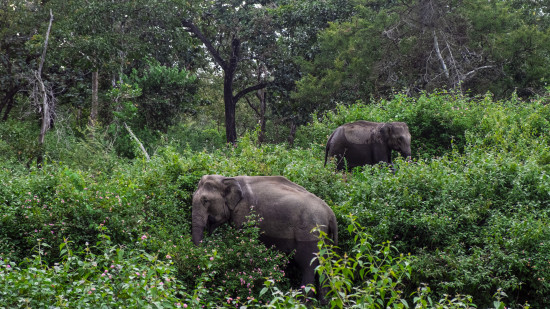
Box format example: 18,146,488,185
1,91,549,308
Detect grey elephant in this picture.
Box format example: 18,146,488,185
191,174,338,296
324,120,412,171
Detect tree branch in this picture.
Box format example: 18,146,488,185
463,66,494,79
433,30,449,79
181,19,228,70
245,96,261,117
233,82,269,104
123,122,150,161
38,9,53,76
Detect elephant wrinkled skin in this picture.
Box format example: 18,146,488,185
191,175,338,295
324,120,412,171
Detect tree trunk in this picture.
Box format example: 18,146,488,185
0,86,18,121
433,31,449,80
36,10,54,167
181,20,270,144
288,120,297,147
38,73,49,145
89,70,99,126
256,88,266,145
224,72,237,144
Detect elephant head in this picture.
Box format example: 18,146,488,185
381,122,412,159
191,175,243,245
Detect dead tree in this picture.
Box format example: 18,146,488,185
29,9,55,167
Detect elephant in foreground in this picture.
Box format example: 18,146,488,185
191,175,338,295
325,120,412,171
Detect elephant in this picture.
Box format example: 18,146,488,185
191,175,338,297
324,120,411,171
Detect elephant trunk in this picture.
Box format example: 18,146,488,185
192,223,205,246
191,206,207,246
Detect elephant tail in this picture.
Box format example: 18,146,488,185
324,134,333,167
329,216,338,246
324,145,329,167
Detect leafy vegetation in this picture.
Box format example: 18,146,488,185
2,0,550,307
2,91,548,308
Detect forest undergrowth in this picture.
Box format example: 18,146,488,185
1,91,549,308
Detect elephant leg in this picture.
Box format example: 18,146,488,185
334,148,350,171
294,241,328,303
294,241,317,285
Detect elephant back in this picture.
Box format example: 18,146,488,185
342,121,384,144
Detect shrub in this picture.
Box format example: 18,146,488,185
173,212,290,305
123,60,198,133
0,119,41,166
316,214,413,308
2,90,549,307
0,230,184,308
333,150,548,307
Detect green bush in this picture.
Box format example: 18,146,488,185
336,150,548,307
316,214,413,308
2,91,549,307
0,216,522,309
0,230,184,308
295,91,550,161
0,119,41,166
173,213,290,305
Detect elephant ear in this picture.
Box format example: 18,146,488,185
379,123,392,141
223,178,242,211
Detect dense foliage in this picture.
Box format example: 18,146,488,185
2,0,550,148
2,0,550,307
2,92,548,308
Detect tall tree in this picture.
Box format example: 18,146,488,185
0,0,36,121
50,0,197,126
464,0,550,97
293,0,550,104
270,0,355,134
179,0,356,144
180,1,275,144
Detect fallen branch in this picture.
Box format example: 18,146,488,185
433,30,449,79
123,122,150,161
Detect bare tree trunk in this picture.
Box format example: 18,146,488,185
89,70,99,126
38,72,50,145
36,10,54,167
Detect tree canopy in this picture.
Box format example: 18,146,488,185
293,0,550,107
1,0,549,150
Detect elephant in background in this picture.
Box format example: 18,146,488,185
191,175,338,297
324,121,412,171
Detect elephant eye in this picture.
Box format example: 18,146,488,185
201,196,209,206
